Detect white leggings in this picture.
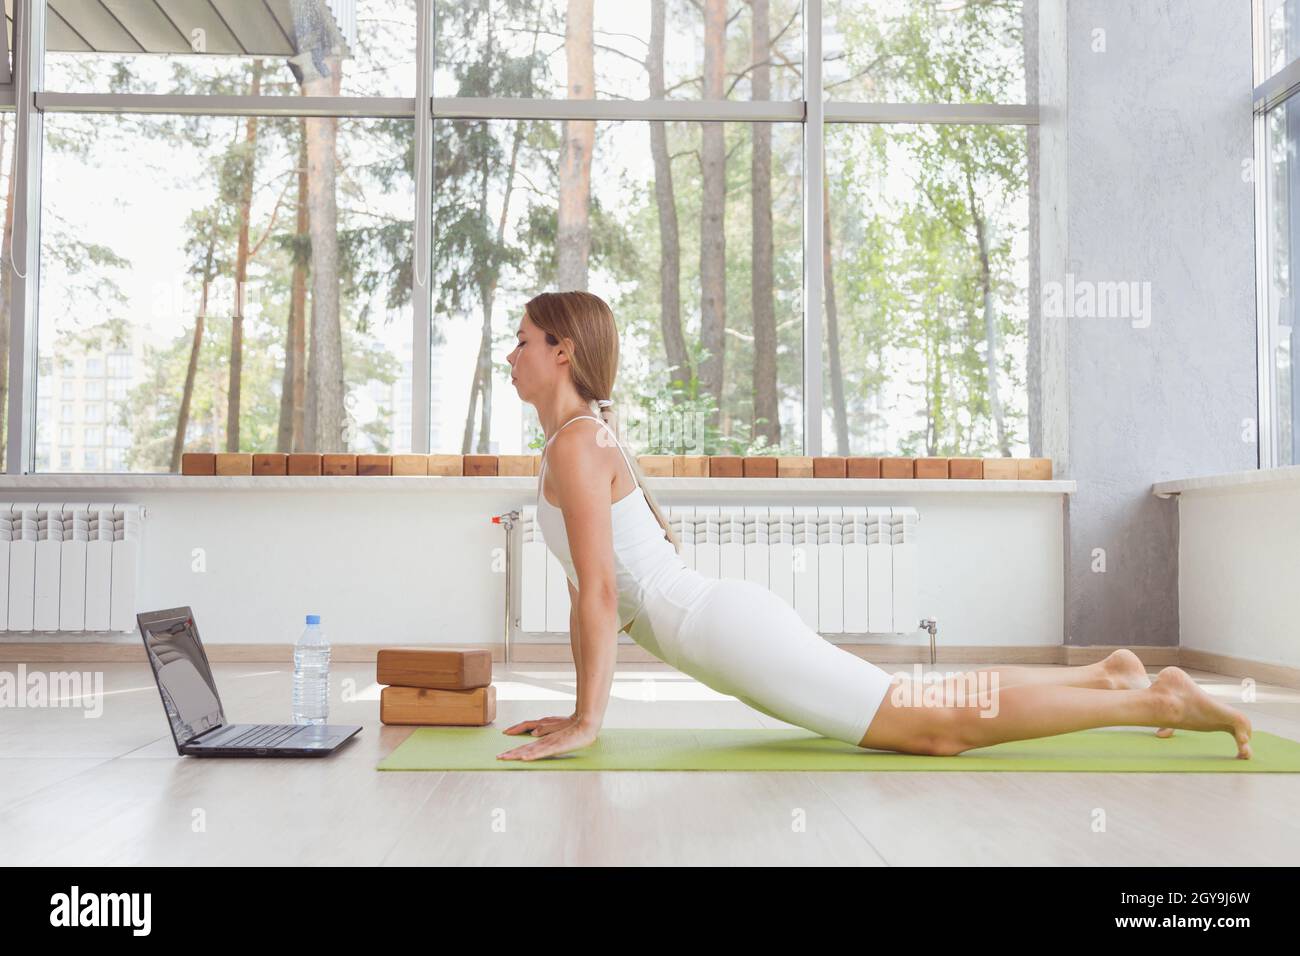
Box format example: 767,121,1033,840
628,569,897,747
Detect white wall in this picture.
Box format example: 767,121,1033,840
0,483,1067,652
1176,480,1300,670
1038,0,1257,649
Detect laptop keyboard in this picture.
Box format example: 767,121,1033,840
223,724,307,748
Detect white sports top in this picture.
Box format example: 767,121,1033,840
535,414,684,635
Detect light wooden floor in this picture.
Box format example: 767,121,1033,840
2,660,1298,865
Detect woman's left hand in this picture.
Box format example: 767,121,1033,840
497,719,599,761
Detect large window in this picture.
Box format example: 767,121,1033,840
1,0,1038,472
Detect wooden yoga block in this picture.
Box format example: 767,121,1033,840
253,453,288,476
427,454,461,476
880,457,915,479
463,455,497,477
287,453,323,476
915,457,949,479
215,453,253,476
813,456,847,478
846,457,881,478
356,454,392,476
391,454,428,476
181,452,215,475
743,456,778,478
983,458,1018,480
380,685,496,727
1017,457,1053,480
777,456,814,478
673,455,709,477
497,454,534,477
531,454,542,475
949,457,983,479
637,455,674,477
377,646,493,690
709,456,743,478
322,453,357,476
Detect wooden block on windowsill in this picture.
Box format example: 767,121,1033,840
287,453,322,476
380,685,496,726
531,454,542,476
846,457,881,478
498,455,534,477
391,454,428,476
377,646,493,689
637,455,674,477
813,456,846,478
322,454,357,476
181,452,216,476
777,456,814,478
915,457,949,479
880,457,915,479
215,453,253,476
709,456,743,478
463,455,497,477
357,454,392,476
1017,457,1053,480
948,458,983,479
982,458,1018,480
743,456,778,478
427,454,461,477
252,453,288,476
673,455,709,477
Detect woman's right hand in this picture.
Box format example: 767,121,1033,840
502,715,576,737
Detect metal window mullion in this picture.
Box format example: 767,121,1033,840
803,0,823,458
824,102,1039,124
1253,0,1277,468
7,0,45,475
431,96,801,122
34,91,417,117
411,0,432,454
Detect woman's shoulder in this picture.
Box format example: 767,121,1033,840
545,419,608,471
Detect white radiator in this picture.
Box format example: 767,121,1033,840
517,503,919,637
0,502,143,633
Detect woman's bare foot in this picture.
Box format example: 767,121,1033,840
1102,649,1175,737
1150,666,1253,759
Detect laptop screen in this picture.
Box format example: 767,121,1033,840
139,610,225,747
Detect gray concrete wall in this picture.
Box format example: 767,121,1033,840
1039,0,1257,646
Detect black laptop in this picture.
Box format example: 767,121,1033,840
138,606,362,757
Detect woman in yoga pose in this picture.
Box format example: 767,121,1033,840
497,291,1252,762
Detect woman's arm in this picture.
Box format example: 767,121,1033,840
497,423,619,760
568,582,582,719
552,426,621,729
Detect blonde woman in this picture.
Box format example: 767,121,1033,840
499,290,1252,762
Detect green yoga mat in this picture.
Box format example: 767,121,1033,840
376,726,1300,772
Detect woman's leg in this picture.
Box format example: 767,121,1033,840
929,648,1174,736
954,648,1148,690
858,666,1252,759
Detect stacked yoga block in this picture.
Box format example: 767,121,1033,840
377,647,496,726
181,452,1054,480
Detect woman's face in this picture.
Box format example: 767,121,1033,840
506,310,559,404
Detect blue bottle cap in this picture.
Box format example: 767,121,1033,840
305,614,320,625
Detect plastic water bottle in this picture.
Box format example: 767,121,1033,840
292,614,330,725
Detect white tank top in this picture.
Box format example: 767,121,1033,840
535,414,684,634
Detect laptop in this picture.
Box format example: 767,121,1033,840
138,606,362,757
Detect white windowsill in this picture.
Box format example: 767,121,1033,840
1152,464,1300,498
0,474,1077,495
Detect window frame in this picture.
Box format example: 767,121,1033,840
1255,0,1294,468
